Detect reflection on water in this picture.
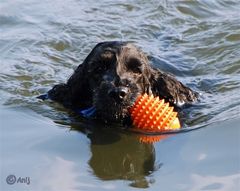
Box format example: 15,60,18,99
68,121,160,188
89,132,156,188
1,0,240,190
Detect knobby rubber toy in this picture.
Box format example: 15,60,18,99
130,94,181,133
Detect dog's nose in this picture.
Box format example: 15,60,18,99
108,87,128,102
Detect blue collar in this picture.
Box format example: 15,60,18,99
37,94,96,118
76,106,96,118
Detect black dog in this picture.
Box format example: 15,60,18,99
44,41,198,124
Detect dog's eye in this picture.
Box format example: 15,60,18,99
95,62,110,73
94,51,114,73
127,58,142,74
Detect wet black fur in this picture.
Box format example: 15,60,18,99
46,41,198,123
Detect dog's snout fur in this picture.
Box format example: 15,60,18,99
46,41,198,124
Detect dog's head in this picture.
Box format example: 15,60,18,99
48,41,198,124
80,42,152,122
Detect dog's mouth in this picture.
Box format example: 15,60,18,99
78,101,132,124
90,81,142,123
94,95,136,123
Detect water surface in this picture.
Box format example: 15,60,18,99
1,0,240,190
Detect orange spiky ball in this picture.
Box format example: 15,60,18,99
130,94,181,132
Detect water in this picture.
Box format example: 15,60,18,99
0,0,240,190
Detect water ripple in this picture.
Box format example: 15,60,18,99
0,0,240,130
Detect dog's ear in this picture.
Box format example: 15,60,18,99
47,43,103,108
47,83,71,105
150,68,198,106
66,43,105,108
66,63,93,108
47,63,92,108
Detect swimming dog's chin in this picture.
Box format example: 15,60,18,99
95,103,131,123
93,84,140,123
